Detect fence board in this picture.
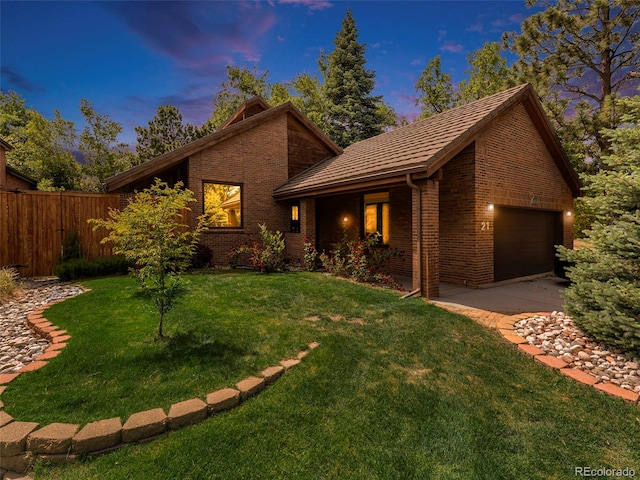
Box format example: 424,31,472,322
0,191,120,277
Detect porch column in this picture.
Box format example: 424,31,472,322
415,179,439,298
300,198,316,244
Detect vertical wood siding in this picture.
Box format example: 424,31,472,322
0,191,120,277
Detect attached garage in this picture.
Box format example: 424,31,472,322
493,206,563,282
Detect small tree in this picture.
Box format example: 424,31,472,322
558,93,640,356
91,179,208,338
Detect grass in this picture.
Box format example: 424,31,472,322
4,271,639,479
0,267,19,299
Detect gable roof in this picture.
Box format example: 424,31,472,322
6,165,37,188
273,84,581,199
106,100,342,192
219,97,271,130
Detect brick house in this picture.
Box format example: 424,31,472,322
0,138,37,191
106,84,580,299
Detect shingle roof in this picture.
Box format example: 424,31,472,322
274,84,579,197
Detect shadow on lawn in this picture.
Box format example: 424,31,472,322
124,330,248,371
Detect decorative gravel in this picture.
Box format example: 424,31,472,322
515,311,640,394
0,281,85,374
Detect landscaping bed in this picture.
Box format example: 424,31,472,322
1,272,638,479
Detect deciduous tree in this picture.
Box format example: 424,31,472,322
91,179,209,338
458,42,514,104
415,55,456,118
1,91,79,190
79,99,133,190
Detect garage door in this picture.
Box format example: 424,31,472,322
494,207,562,282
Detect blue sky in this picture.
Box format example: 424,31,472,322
1,1,539,145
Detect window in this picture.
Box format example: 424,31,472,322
290,203,300,233
364,192,389,244
203,182,242,227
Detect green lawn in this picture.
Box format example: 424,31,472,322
4,272,638,479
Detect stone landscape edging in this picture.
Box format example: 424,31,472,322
0,294,320,474
433,302,640,406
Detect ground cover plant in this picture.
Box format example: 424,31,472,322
4,272,639,479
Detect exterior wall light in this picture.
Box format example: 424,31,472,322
566,210,572,217
487,203,494,212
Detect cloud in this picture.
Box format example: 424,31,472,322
0,66,45,93
439,41,464,53
466,21,483,33
437,30,447,42
277,0,333,11
410,58,424,66
104,1,277,68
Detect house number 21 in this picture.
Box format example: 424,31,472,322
480,221,491,231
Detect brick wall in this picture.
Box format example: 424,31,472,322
418,179,440,298
190,115,291,265
437,102,575,287
439,144,476,285
388,186,412,277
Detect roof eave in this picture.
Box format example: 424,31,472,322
273,164,429,200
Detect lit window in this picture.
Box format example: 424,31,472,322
291,203,300,233
364,192,389,244
204,182,242,227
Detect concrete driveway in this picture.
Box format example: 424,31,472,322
434,275,569,314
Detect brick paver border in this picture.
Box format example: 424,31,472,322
0,289,320,475
432,301,640,406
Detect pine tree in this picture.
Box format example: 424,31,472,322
558,93,640,355
504,0,640,168
135,105,207,163
323,10,387,147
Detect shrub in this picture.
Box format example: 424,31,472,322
60,231,82,262
302,238,318,271
0,268,19,299
55,256,132,281
320,231,403,289
229,224,286,273
190,243,213,269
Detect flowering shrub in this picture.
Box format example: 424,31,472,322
229,224,286,273
319,231,403,289
302,238,318,271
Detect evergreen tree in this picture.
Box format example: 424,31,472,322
558,93,640,355
504,0,640,169
323,10,388,147
135,105,208,163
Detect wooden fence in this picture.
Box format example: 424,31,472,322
0,190,120,277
